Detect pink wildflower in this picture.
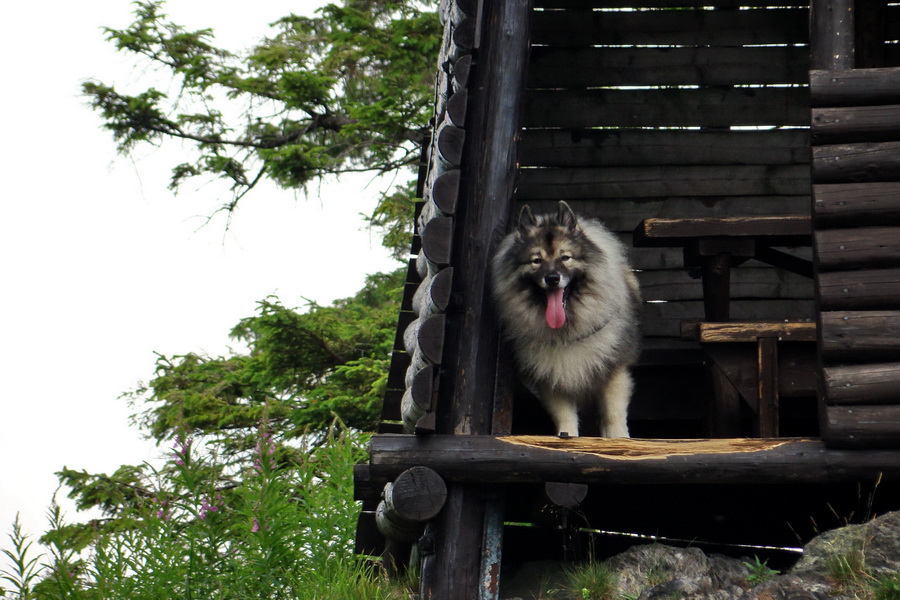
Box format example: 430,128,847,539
251,518,260,533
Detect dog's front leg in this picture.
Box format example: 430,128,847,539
539,386,579,437
599,366,632,438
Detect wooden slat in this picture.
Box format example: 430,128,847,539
818,268,900,310
523,88,809,129
813,181,900,226
517,165,810,200
821,311,900,361
531,8,809,47
633,216,811,245
528,46,808,88
697,321,816,343
815,227,900,270
812,141,900,183
810,67,900,107
637,268,812,302
518,129,810,168
811,104,900,143
824,405,900,448
518,198,812,236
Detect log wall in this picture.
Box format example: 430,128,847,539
518,0,824,366
811,67,900,448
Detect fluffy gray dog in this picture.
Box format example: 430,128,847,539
492,201,642,437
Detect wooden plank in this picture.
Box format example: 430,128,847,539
821,310,900,361
530,8,809,47
824,405,900,448
810,67,900,107
367,435,900,483
518,198,813,237
641,299,816,338
813,181,900,225
523,88,809,129
518,129,810,168
813,141,900,183
527,46,808,89
517,165,810,200
815,227,900,270
818,268,900,310
633,216,812,245
825,362,900,405
811,104,900,144
697,322,817,343
637,268,812,302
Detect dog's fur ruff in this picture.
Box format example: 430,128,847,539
491,201,642,437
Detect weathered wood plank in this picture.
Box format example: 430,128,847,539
530,8,809,47
813,141,900,183
517,165,810,200
813,181,900,225
697,321,817,343
821,310,900,361
815,227,900,270
824,405,900,448
637,268,812,302
366,435,900,483
633,216,812,246
523,88,809,129
518,198,812,237
518,129,811,168
818,268,900,310
811,104,900,143
810,67,900,107
528,46,808,88
641,299,815,337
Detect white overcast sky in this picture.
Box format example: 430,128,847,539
0,0,402,556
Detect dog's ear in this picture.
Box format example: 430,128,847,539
557,201,579,232
516,204,537,233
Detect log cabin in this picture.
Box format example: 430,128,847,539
353,0,900,597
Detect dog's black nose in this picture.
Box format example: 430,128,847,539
545,272,561,287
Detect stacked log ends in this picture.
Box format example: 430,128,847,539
811,67,900,448
394,0,478,435
375,467,448,544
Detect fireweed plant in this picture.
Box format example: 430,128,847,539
1,421,397,599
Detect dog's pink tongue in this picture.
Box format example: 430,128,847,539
545,288,566,329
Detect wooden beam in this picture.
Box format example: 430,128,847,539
815,227,900,270
825,362,900,404
824,405,900,448
810,67,900,107
821,310,900,361
813,141,900,183
813,181,900,225
811,104,900,143
633,216,812,247
818,268,900,310
366,435,900,484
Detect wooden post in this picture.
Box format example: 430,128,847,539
810,0,855,70
422,1,533,599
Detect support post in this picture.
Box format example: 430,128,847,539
421,1,533,598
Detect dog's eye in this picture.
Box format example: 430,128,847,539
560,255,572,262
531,257,543,265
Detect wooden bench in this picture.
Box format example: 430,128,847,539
634,217,816,436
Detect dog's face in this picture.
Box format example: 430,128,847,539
510,202,596,329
